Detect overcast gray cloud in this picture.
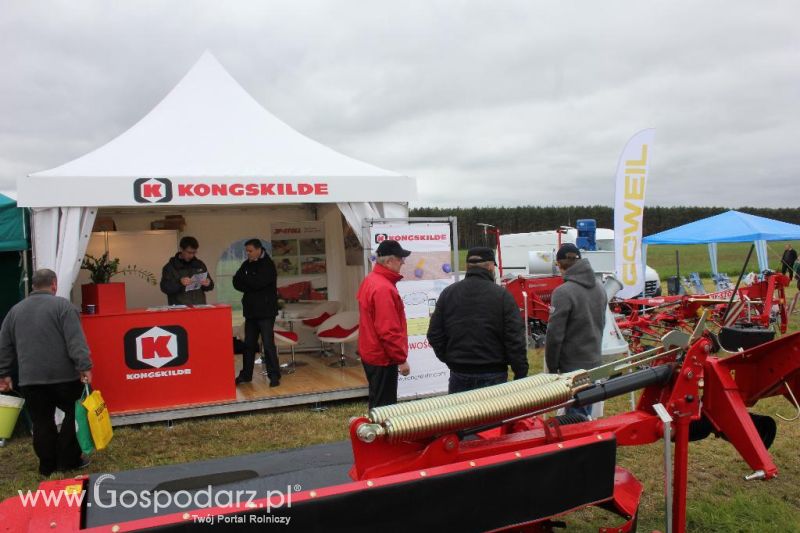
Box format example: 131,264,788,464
1,0,797,207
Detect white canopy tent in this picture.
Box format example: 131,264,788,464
17,52,415,301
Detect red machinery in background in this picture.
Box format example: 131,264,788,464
615,273,790,353
503,275,563,346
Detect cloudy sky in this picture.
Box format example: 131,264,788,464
1,1,797,208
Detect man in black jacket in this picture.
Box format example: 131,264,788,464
160,236,214,305
781,244,798,281
427,247,528,393
233,239,280,386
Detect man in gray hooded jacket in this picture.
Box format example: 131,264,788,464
545,244,606,414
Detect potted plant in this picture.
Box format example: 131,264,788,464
80,253,157,314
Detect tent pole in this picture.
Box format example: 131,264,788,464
21,251,29,298
722,244,754,324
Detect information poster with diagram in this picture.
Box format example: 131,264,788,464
270,221,327,279
368,221,457,399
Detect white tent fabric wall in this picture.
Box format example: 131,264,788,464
755,239,768,272
708,243,718,277
32,207,97,298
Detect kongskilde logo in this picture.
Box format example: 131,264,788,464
134,178,173,203
124,325,188,370
375,233,388,244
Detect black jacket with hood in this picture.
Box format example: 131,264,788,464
427,267,528,379
545,258,607,373
232,251,279,320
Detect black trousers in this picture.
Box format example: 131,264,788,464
239,318,280,382
362,362,398,409
20,380,83,476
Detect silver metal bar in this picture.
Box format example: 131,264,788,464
587,346,682,381
653,403,673,533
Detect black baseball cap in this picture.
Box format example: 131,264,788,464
556,243,582,261
376,239,411,258
466,246,497,265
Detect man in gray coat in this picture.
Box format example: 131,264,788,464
545,244,606,417
0,269,93,476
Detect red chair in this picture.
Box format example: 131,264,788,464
316,312,360,367
274,329,300,374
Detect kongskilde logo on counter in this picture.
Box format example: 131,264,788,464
133,178,173,203
124,326,189,377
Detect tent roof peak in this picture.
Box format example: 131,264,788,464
29,52,405,180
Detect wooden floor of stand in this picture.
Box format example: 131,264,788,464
233,351,368,401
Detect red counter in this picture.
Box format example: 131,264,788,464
81,305,236,414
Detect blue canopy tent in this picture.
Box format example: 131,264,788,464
642,210,800,276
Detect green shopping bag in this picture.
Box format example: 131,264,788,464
74,385,95,455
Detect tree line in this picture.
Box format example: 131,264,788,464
409,206,800,249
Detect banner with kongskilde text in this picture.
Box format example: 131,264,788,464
367,221,457,399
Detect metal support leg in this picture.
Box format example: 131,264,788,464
329,342,359,367
672,414,690,533
653,403,674,533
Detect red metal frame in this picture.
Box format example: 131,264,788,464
503,275,564,324
348,331,800,532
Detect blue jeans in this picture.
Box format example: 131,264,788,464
448,371,507,394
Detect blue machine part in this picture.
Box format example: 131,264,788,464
575,219,597,251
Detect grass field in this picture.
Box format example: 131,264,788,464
1,245,799,531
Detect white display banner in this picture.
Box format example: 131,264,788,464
367,222,456,399
614,129,655,299
16,175,417,208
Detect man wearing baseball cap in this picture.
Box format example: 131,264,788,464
545,243,607,417
357,240,412,408
427,246,527,393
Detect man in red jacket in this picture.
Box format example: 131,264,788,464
357,240,412,408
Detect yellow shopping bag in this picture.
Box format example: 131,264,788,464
82,388,113,450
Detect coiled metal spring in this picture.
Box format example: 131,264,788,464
381,379,575,442
369,373,561,424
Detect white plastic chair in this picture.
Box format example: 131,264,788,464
316,311,360,367
301,301,341,356
274,329,300,374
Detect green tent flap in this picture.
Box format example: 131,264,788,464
0,194,29,252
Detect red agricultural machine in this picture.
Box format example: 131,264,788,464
615,272,790,353
3,314,799,532
502,275,563,347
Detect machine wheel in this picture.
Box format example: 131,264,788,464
689,413,776,449
718,323,775,351
749,413,777,449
